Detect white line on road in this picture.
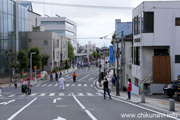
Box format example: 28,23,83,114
49,93,55,96
84,84,87,87
29,93,36,96
112,96,179,120
39,93,46,96
42,84,47,87
7,98,37,120
66,84,70,86
78,84,81,86
59,93,64,96
72,93,97,120
8,94,15,97
78,75,89,81
48,84,52,87
0,99,15,105
78,93,84,96
87,93,93,96
54,83,58,87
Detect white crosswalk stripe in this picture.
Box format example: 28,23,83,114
87,93,93,96
29,93,37,96
78,84,81,86
54,83,58,87
19,94,26,97
66,75,69,77
49,93,55,96
78,93,84,96
48,84,52,87
96,93,102,96
66,84,70,86
36,85,40,87
59,93,64,96
8,94,15,97
39,93,46,96
91,84,93,87
84,84,87,87
42,84,47,87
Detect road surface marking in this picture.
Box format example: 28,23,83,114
0,99,15,105
78,84,81,86
42,84,47,87
7,98,37,120
8,94,15,97
96,93,102,96
91,84,93,87
59,93,64,96
39,93,46,96
54,83,58,86
84,84,87,87
78,93,84,96
72,84,75,86
65,84,70,86
53,116,66,120
53,98,62,103
87,93,93,96
112,96,179,120
48,84,52,87
29,93,37,96
36,85,40,87
49,93,55,96
19,94,26,97
78,75,89,81
89,78,94,81
72,93,97,120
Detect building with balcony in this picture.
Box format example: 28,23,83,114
132,1,180,94
41,17,77,54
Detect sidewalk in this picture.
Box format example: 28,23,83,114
0,67,77,88
95,72,180,115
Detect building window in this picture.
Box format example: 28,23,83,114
134,47,140,65
175,18,180,26
134,17,138,35
57,40,59,48
44,40,48,45
175,55,180,63
29,39,31,42
142,12,154,33
134,16,140,35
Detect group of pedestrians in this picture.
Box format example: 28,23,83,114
21,79,31,95
103,74,132,101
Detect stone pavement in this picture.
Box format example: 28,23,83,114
95,73,180,115
0,67,77,88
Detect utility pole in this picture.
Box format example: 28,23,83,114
120,31,124,91
116,39,120,96
60,36,63,68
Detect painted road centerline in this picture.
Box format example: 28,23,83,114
72,93,97,120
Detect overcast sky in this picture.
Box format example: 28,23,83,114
26,0,167,47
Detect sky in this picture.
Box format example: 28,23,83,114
19,0,170,47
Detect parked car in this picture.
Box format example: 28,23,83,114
163,81,177,97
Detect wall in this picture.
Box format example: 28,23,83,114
27,11,41,31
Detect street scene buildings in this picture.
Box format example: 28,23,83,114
0,0,180,120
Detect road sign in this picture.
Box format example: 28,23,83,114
34,66,37,69
50,63,52,65
63,60,66,63
109,45,113,64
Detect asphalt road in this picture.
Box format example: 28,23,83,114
0,66,179,120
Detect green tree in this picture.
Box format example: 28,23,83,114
17,49,28,77
41,53,50,71
92,51,100,59
111,34,116,45
68,41,74,59
28,47,42,71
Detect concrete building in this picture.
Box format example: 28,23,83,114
132,1,180,94
27,30,68,71
41,17,77,54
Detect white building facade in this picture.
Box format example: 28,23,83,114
41,17,77,54
132,1,180,93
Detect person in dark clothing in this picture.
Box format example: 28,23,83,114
103,78,112,100
14,77,18,89
55,72,58,81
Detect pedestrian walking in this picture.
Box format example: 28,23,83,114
103,78,112,100
58,75,65,90
72,72,77,82
14,77,18,89
55,72,58,81
21,79,26,94
127,78,132,100
50,72,53,82
112,74,117,86
27,79,31,95
59,72,62,78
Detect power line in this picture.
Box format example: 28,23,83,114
19,0,133,10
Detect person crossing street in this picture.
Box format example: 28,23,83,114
103,77,112,100
72,72,77,82
58,75,65,91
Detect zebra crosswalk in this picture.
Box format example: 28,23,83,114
7,92,103,98
35,83,94,87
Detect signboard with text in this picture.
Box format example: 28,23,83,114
109,46,113,64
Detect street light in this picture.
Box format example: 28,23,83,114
30,52,36,81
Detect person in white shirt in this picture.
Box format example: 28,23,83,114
58,76,65,90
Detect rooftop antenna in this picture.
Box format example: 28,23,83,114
55,14,61,17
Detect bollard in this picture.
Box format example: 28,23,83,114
141,92,145,103
169,99,175,111
0,86,2,96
